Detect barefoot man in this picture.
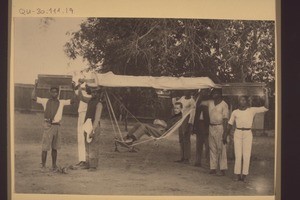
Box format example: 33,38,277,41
31,82,75,172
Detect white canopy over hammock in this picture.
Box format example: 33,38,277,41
89,71,217,90
83,71,217,150
74,71,266,150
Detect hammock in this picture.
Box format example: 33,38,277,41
104,90,199,152
80,71,214,151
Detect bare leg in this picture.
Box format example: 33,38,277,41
51,149,58,169
41,151,47,167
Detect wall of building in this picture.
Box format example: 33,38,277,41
14,83,79,115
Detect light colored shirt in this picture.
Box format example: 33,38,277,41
201,100,229,124
228,107,268,128
172,96,196,124
37,97,71,123
75,89,91,113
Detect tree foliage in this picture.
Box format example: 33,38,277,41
65,18,275,86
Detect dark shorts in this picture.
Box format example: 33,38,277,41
42,122,61,151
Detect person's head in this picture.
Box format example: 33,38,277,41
199,88,210,95
198,89,211,100
85,85,92,95
86,80,100,97
211,89,222,100
90,87,99,98
173,102,183,114
49,87,59,99
184,90,192,98
238,95,249,108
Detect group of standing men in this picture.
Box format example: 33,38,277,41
173,90,228,175
173,88,269,182
32,79,104,172
32,77,269,181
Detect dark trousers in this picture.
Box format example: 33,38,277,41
178,116,191,160
195,120,209,164
84,126,101,168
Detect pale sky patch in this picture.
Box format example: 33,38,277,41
14,17,88,84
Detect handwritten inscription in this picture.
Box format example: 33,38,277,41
19,8,74,15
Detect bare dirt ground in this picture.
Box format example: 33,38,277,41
13,112,275,196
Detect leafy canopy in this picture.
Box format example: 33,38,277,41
65,18,275,85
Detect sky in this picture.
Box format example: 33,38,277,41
14,17,88,84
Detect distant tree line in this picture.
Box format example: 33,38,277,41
65,18,275,86
64,18,275,119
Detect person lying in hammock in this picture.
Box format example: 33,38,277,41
123,102,184,144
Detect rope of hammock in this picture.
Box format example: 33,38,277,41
105,90,200,147
105,90,119,139
105,90,125,142
109,92,142,124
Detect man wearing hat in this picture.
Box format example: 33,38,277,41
124,102,183,144
31,82,75,172
77,80,103,171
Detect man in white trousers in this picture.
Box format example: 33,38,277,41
74,79,92,167
201,89,229,176
225,89,269,182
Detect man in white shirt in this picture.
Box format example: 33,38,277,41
225,89,269,182
74,79,92,167
201,89,229,175
32,83,75,172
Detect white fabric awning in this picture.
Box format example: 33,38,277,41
90,71,216,90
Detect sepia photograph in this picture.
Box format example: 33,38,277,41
11,16,277,197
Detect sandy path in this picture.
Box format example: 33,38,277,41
13,112,275,195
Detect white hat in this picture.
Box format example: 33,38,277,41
86,80,98,88
86,72,99,88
